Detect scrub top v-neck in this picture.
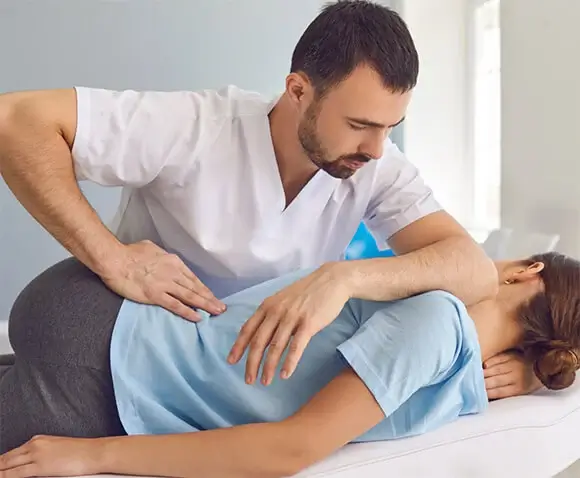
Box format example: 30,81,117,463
255,113,342,237
71,84,442,298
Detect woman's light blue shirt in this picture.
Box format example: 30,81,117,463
110,269,488,442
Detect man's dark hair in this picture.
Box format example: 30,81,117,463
290,0,419,97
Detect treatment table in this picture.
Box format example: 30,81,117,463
294,378,580,477
47,375,580,477
75,376,580,477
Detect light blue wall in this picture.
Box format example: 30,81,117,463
0,0,326,320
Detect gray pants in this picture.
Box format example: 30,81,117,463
0,258,126,454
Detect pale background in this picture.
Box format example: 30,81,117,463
1,1,579,475
1,0,579,319
0,0,337,320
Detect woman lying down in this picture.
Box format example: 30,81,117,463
1,252,580,478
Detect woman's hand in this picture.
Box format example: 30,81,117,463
0,435,104,478
484,351,543,400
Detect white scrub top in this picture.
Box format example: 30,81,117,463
72,85,441,298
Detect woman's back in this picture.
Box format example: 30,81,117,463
110,269,488,442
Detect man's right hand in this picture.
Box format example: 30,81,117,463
101,240,226,322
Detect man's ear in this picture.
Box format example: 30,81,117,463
285,72,314,109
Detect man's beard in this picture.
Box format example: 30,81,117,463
297,103,371,179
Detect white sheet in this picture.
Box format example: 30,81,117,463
70,376,580,478
0,321,11,354
296,375,580,477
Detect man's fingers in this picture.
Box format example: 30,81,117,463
261,323,295,385
170,281,222,315
165,253,225,312
228,311,265,365
177,262,214,298
174,273,225,312
158,293,201,322
178,261,202,282
109,244,226,321
280,327,312,380
244,316,281,384
485,372,514,391
177,270,225,311
483,353,513,369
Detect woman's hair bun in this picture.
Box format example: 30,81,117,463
532,340,579,390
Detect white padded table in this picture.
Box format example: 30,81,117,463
296,377,580,477
72,376,580,478
0,321,11,355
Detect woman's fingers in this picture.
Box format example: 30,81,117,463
0,449,31,471
483,352,512,369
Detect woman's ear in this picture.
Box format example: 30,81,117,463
511,261,545,282
527,261,545,274
502,262,544,284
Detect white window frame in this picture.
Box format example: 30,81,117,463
466,0,502,236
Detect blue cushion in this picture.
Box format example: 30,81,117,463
345,223,395,260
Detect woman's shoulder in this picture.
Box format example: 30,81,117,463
401,290,474,338
351,290,468,332
392,290,468,319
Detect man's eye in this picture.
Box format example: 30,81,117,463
349,123,365,131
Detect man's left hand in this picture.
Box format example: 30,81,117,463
484,351,543,400
227,263,351,386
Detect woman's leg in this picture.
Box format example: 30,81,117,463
0,356,13,381
0,257,126,454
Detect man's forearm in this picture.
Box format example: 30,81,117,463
99,422,304,478
0,91,124,277
341,235,497,306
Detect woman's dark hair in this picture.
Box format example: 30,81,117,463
290,0,419,97
518,252,580,390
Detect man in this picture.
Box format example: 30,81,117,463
0,1,538,397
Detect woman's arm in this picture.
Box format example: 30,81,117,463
0,369,384,478
100,369,384,478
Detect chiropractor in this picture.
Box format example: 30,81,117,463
0,1,537,399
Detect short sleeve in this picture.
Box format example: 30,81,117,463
363,140,442,249
337,291,464,417
72,86,216,187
